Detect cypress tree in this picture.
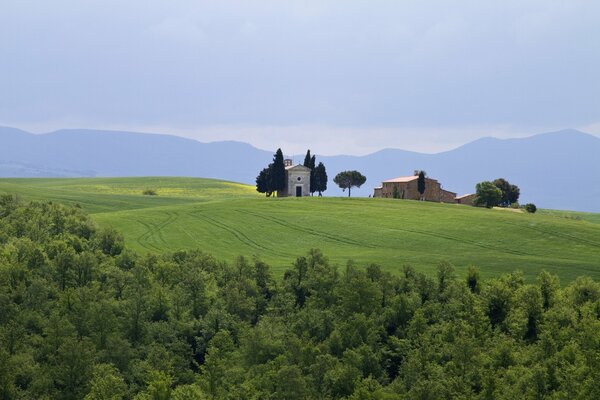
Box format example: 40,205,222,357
309,155,316,195
417,171,426,200
303,150,312,169
271,149,286,195
303,150,316,195
303,150,319,195
314,162,328,196
256,166,273,197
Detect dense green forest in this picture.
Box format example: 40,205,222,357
1,196,599,399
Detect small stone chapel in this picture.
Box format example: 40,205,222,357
278,159,311,197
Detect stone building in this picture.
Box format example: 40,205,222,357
455,193,476,206
373,175,457,203
278,159,311,197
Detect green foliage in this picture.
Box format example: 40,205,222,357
417,170,426,198
474,181,503,208
271,148,286,194
303,150,327,196
256,148,286,196
493,178,520,206
313,162,328,196
85,364,127,400
466,265,481,293
255,166,273,197
172,385,205,399
309,155,317,193
333,170,367,197
3,177,600,282
303,150,312,170
303,150,317,195
142,189,158,196
2,199,600,399
525,203,537,213
96,227,125,256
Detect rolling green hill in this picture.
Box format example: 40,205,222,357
1,177,599,281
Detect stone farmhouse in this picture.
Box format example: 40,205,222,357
455,193,477,206
278,159,311,197
373,175,474,205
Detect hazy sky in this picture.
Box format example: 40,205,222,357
1,1,599,155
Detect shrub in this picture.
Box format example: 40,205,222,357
524,203,537,213
143,189,158,196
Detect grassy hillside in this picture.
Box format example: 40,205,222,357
539,209,600,225
1,177,600,281
0,177,257,213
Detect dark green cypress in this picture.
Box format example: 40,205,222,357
272,148,286,195
303,150,312,168
314,162,328,196
417,171,426,200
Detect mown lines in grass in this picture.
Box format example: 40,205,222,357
6,177,600,281
175,223,199,244
500,220,600,250
133,218,162,251
186,209,290,257
240,209,377,249
134,211,179,251
383,225,531,257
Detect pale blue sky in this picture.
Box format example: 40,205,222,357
1,0,599,154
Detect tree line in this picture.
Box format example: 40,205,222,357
1,196,599,399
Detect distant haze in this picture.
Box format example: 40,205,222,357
1,1,600,154
2,127,600,212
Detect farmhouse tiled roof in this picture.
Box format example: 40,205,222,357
382,176,418,183
383,175,439,183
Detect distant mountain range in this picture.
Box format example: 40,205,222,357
1,126,599,212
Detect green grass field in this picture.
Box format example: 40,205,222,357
1,177,599,281
538,209,600,225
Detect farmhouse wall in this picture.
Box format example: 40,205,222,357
377,178,456,203
440,189,457,203
456,194,476,206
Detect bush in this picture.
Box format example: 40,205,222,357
143,189,158,196
510,202,520,209
524,203,537,213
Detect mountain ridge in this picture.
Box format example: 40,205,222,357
1,126,599,212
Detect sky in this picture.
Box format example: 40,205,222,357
1,0,599,155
